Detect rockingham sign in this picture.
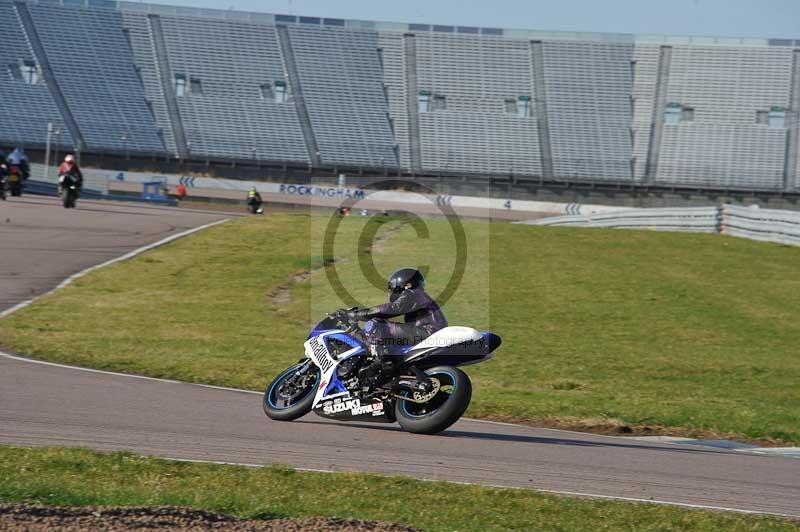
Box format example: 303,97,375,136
278,183,365,199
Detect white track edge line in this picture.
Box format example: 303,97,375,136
1,211,796,518
0,218,230,320
0,217,257,399
9,347,795,456
0,220,647,429
145,457,800,519
0,350,260,394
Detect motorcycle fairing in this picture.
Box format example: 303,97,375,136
305,331,358,403
314,395,395,423
307,316,342,340
302,331,382,399
302,320,500,423
304,329,395,422
400,327,501,370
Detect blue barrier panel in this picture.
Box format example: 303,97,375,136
142,179,169,202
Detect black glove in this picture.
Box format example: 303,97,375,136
333,307,378,324
346,308,366,322
331,307,368,322
332,308,356,322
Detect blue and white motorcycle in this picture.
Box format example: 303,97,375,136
263,312,501,435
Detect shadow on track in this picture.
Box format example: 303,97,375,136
296,419,733,456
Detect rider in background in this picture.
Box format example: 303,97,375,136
6,148,30,180
57,154,83,193
0,159,7,199
342,268,448,373
247,186,263,214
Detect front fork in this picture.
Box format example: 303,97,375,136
279,359,314,393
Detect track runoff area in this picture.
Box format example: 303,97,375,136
0,195,798,520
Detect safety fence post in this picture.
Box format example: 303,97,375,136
717,204,728,235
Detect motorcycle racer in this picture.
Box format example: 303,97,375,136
264,267,500,434
57,154,83,193
6,148,30,180
338,268,448,374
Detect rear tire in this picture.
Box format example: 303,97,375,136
262,363,320,421
395,366,471,435
62,190,77,208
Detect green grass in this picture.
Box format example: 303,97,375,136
0,446,796,531
1,213,799,443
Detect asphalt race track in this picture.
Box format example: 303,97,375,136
0,196,230,312
1,196,799,519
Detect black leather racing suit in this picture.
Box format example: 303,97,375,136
354,288,448,355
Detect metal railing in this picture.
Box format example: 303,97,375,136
720,205,800,246
523,205,800,247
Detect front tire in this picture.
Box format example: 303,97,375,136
262,362,320,421
395,366,472,435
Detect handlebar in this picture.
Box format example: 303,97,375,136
328,309,362,332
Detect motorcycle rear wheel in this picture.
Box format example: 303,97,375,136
262,362,320,421
395,366,471,435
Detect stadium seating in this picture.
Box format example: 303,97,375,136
0,1,72,149
654,45,794,189
409,33,543,175
286,24,397,167
140,12,309,161
542,40,635,180
26,3,164,154
1,0,798,192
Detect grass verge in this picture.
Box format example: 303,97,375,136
1,213,799,444
0,446,796,531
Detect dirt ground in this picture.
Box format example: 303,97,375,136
0,504,418,531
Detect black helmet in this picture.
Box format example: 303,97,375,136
388,268,424,297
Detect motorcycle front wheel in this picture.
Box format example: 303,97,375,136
262,361,320,421
395,366,472,435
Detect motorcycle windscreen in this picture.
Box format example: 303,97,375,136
307,316,340,340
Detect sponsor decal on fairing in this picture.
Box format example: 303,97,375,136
322,398,384,416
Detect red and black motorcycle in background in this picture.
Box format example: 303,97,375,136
0,163,6,200
59,173,80,208
7,166,24,197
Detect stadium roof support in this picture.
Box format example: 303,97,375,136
403,33,422,173
275,24,321,167
644,45,672,184
530,40,554,179
14,0,85,153
148,14,189,160
786,49,800,190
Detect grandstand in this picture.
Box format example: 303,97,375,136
1,0,799,193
